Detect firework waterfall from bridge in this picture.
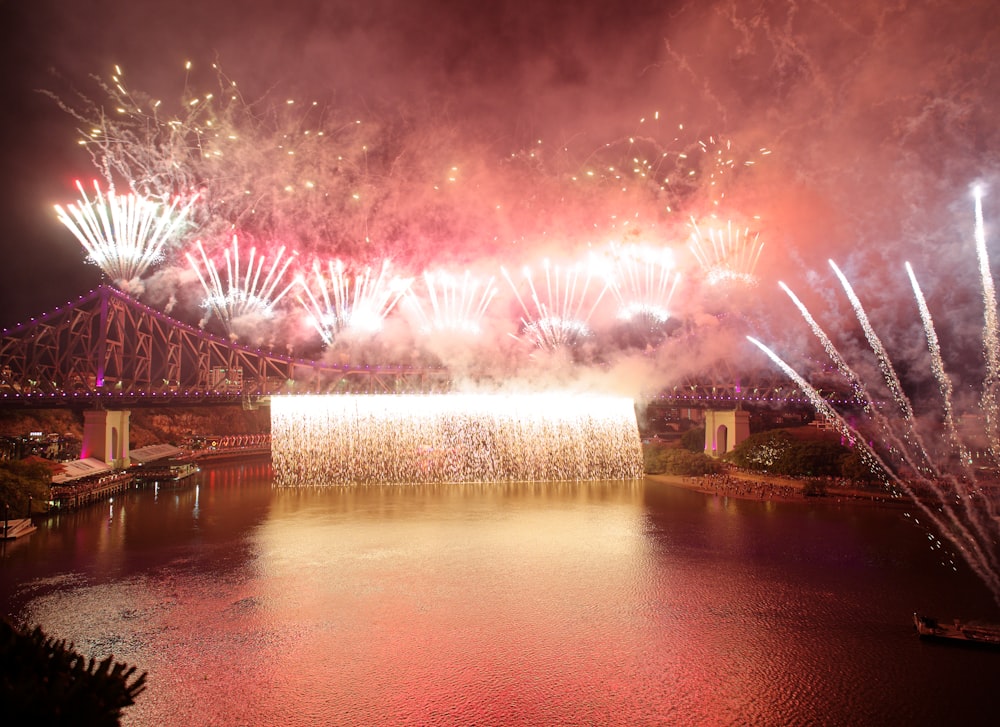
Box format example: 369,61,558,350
2,286,791,477
271,393,644,485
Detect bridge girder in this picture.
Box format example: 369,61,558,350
1,285,849,410
1,286,449,405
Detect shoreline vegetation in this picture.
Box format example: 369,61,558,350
647,469,907,507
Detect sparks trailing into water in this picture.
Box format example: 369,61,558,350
55,180,196,290
688,217,763,286
186,236,298,333
296,258,409,345
270,392,644,486
749,186,1000,606
501,259,609,349
403,269,497,336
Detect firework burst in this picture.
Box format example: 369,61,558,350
688,217,764,286
603,242,680,325
403,269,498,336
55,180,196,290
296,259,409,345
47,63,385,250
570,114,772,213
691,134,771,210
186,236,298,332
502,259,609,349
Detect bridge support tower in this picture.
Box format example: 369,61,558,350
704,409,750,458
82,410,131,469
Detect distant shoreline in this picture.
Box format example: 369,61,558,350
646,470,908,508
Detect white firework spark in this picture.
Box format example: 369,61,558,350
403,269,498,336
604,242,680,325
501,259,609,349
688,217,763,286
186,236,298,332
55,180,196,289
296,258,410,345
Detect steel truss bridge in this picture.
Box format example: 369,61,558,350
0,285,450,408
0,285,847,411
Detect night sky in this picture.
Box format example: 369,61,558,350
1,0,999,388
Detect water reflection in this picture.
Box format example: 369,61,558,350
1,469,997,726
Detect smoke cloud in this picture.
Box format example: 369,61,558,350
3,0,999,400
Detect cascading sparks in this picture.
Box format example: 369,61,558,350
271,392,644,486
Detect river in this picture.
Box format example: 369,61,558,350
2,460,997,726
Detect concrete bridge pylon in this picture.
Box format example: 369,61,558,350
82,410,131,469
704,409,750,458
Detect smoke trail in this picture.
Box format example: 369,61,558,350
827,259,939,475
748,335,1000,603
778,280,933,480
904,262,973,471
906,261,1000,577
754,189,1000,605
779,280,867,403
753,191,1000,606
974,187,1000,463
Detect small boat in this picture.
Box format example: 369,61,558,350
913,613,1000,647
132,459,200,485
166,461,200,481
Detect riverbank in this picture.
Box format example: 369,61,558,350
647,469,908,507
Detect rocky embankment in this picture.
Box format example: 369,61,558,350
648,471,904,506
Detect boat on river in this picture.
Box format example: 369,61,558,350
132,459,200,485
913,613,1000,646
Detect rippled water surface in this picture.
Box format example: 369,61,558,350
2,461,997,726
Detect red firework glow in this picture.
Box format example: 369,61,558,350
44,63,780,363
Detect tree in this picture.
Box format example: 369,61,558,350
0,459,53,516
780,440,852,477
725,429,856,478
838,447,882,486
1,619,147,725
643,443,722,476
680,426,705,453
724,430,793,472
